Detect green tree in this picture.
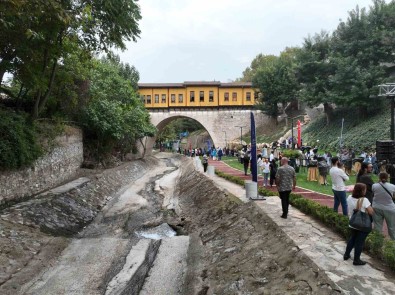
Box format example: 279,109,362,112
253,49,299,122
330,1,395,117
296,31,336,123
82,58,155,163
238,54,277,82
0,0,142,119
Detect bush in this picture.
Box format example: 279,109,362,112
0,109,42,170
281,149,302,159
383,239,395,270
365,230,385,257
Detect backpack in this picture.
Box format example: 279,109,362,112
202,157,208,164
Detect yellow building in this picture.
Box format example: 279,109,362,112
138,81,255,109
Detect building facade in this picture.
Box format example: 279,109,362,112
138,81,256,109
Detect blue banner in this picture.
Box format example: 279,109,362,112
250,112,258,182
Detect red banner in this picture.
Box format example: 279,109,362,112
297,120,301,147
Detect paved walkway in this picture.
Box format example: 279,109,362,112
209,159,390,235
209,159,337,208
193,158,395,295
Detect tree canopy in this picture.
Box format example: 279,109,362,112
240,0,395,122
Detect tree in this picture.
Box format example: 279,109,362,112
238,54,277,82
0,0,142,119
82,58,156,163
330,1,394,117
253,49,299,122
295,31,336,123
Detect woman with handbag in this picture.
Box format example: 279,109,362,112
344,183,374,265
372,172,395,240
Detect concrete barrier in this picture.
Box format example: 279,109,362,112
245,181,258,199
207,165,215,176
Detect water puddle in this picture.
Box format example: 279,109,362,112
136,223,176,240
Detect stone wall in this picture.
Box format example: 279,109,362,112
0,128,84,205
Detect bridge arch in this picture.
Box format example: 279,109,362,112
143,109,272,156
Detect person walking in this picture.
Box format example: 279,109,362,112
269,158,278,187
344,183,374,265
275,157,296,219
372,172,395,240
262,158,270,187
202,154,209,173
330,157,349,216
356,162,374,204
243,146,251,175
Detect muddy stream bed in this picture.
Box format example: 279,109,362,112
0,153,338,294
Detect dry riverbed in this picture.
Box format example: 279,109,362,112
1,154,339,294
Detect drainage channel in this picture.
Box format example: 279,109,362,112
103,156,190,295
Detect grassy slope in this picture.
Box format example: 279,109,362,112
302,106,391,154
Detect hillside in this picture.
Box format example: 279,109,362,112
302,107,391,153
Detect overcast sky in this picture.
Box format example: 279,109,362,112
117,0,375,83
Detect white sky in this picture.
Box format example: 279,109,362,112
118,0,375,83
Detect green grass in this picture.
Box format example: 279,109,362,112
221,156,378,195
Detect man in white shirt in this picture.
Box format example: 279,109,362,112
329,156,349,216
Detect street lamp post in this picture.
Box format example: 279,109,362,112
235,126,245,147
222,131,227,148
379,83,395,139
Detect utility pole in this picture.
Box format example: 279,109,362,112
222,131,227,148
235,126,245,147
378,83,395,139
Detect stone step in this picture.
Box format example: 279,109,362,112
140,236,190,295
21,237,131,295
105,239,161,295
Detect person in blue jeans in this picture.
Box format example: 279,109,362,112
329,157,349,216
344,183,374,265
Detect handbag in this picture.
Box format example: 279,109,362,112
349,198,372,233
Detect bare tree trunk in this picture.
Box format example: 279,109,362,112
323,102,333,125
38,58,58,113
358,105,368,119
139,137,147,158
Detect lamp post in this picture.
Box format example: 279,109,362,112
286,115,305,149
378,83,395,139
235,126,245,147
222,131,227,148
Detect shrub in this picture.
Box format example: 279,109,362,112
281,149,302,159
365,230,385,257
0,109,42,170
383,240,395,270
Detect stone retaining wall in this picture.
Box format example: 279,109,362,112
0,128,84,205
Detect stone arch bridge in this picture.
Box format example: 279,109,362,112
143,108,272,155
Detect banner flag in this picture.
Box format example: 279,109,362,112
250,112,258,182
297,120,301,147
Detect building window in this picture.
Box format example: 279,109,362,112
254,92,259,100
147,95,152,104
171,94,176,103
199,91,204,102
190,91,195,102
232,92,237,101
142,95,146,103
179,94,183,103
224,92,229,101
209,91,214,102
246,92,251,101
161,94,166,103
154,94,159,103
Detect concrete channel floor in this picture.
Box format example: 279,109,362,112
194,158,395,295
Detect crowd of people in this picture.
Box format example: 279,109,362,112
188,141,395,268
